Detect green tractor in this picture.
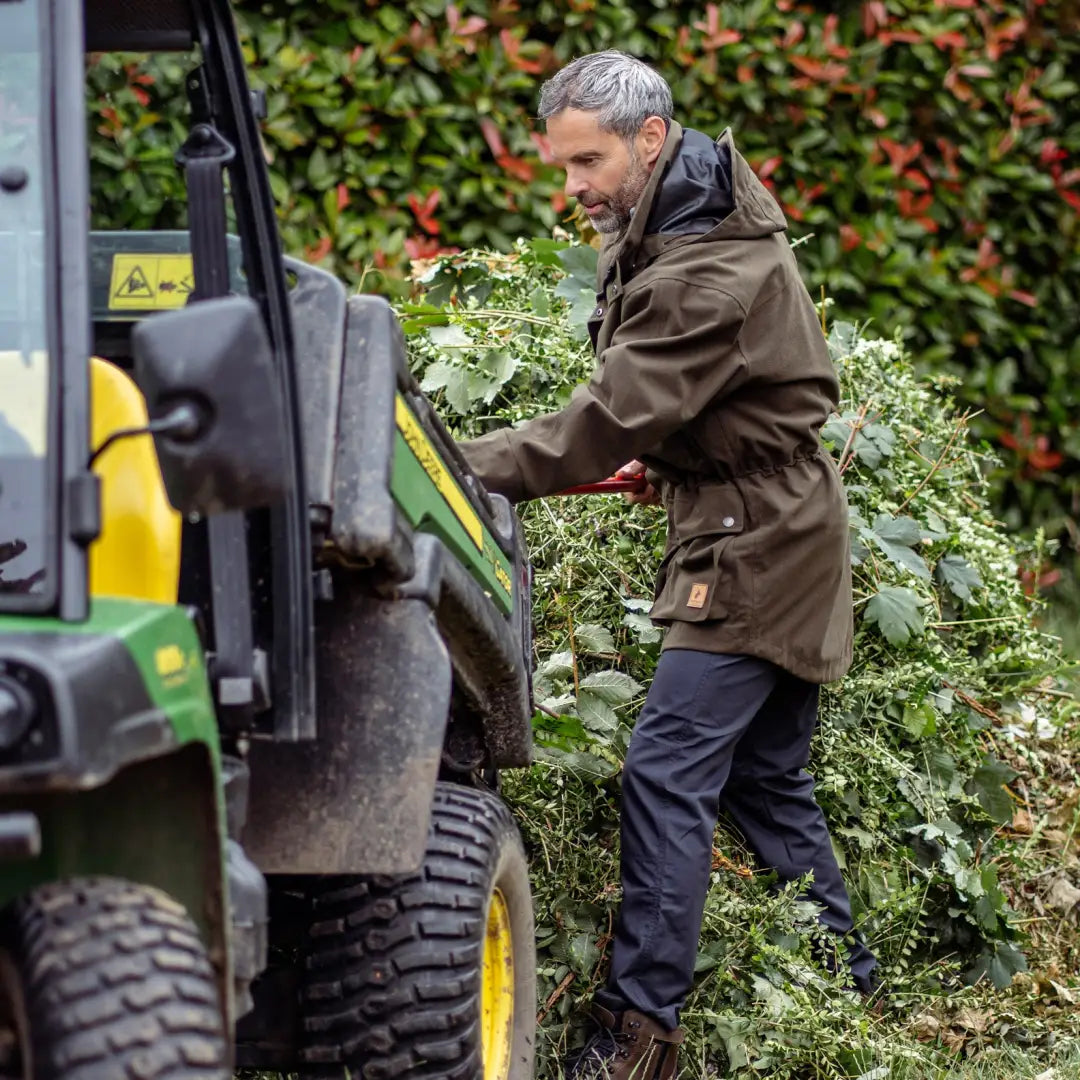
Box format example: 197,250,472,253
0,1,537,1077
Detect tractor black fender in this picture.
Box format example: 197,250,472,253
396,532,532,769
243,588,453,875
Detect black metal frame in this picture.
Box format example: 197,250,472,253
52,0,96,623
190,0,315,739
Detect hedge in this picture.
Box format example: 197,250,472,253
86,0,1080,548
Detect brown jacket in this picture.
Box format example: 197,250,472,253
460,122,853,683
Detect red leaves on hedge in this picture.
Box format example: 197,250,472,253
408,189,442,235
446,5,487,38
879,138,923,174
480,118,505,159
500,28,544,74
305,235,333,262
1001,417,1063,474
878,29,924,46
404,235,460,261
529,131,555,165
480,118,536,182
790,55,849,82
897,190,937,231
756,156,783,181
693,5,742,50
982,14,1029,61
934,32,968,50
840,224,862,251
861,2,887,37
1040,139,1067,166
944,68,977,102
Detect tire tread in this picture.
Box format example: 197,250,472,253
300,783,530,1080
7,877,228,1080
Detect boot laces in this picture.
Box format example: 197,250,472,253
566,1023,634,1079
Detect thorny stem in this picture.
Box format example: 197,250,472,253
537,972,576,1025
837,400,875,475
452,308,561,328
930,615,1025,628
897,410,971,513
556,592,581,697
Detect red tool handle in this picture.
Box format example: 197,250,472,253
555,473,647,496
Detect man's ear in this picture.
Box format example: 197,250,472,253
640,115,668,166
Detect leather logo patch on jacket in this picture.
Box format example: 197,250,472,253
687,583,709,609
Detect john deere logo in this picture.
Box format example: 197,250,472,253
154,644,192,688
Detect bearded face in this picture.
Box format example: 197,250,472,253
546,109,664,237
577,147,652,234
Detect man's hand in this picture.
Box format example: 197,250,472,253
617,460,661,506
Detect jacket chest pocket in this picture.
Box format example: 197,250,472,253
650,484,746,624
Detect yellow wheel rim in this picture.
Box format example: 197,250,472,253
481,887,514,1080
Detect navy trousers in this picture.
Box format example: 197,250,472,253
595,649,877,1030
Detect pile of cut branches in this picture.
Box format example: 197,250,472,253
401,242,1080,1079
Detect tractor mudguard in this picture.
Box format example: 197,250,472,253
242,591,453,875
398,533,532,768
296,293,533,766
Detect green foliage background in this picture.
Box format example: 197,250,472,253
87,0,1080,552
402,243,1080,1077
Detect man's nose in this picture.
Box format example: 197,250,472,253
564,170,587,199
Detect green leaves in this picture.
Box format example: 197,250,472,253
865,513,930,580
574,623,616,655
863,585,925,646
970,943,1029,990
419,358,471,414
553,245,599,329
966,755,1019,823
936,553,983,603
577,670,643,734
578,670,643,704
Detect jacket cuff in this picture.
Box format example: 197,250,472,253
458,428,529,504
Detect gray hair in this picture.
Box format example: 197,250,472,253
538,51,673,140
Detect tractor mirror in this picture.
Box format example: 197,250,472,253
132,296,289,517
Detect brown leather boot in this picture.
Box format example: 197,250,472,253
566,1004,684,1080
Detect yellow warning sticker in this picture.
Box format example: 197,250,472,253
108,254,195,310
395,395,483,551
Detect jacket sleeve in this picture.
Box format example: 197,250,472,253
458,279,748,503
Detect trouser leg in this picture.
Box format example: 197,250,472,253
596,650,779,1031
717,670,878,984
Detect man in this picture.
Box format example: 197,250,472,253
459,50,878,1080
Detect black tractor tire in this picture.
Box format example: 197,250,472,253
0,877,228,1080
301,782,536,1080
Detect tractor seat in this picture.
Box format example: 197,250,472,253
88,356,181,605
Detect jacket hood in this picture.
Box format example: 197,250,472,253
643,126,736,237
610,123,787,268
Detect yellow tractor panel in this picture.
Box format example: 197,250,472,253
89,357,182,604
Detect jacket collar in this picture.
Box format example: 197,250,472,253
597,121,683,289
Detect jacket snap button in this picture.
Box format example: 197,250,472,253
722,515,736,528
595,307,604,317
